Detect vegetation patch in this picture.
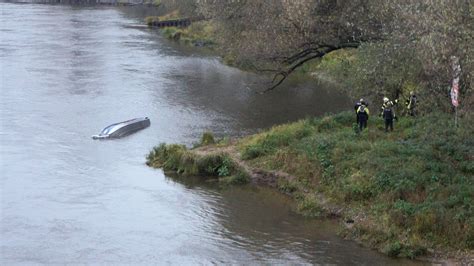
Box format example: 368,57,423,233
146,10,217,48
158,21,216,47
147,134,249,185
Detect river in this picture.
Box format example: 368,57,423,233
0,3,426,265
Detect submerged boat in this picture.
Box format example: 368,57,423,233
92,117,150,139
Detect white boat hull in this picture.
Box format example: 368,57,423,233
92,117,150,140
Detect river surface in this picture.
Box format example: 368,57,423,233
0,3,426,265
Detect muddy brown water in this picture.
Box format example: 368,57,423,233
0,3,427,264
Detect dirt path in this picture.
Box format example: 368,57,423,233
194,141,294,188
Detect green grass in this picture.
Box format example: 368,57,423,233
151,20,216,47
237,111,473,257
147,133,249,184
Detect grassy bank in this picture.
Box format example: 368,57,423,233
240,112,473,258
146,133,250,185
146,11,216,47
147,112,473,260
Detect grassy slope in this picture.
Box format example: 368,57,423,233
147,111,473,258
237,112,473,258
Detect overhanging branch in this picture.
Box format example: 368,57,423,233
259,42,361,93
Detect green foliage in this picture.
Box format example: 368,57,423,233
241,120,313,160
383,241,403,257
147,143,249,185
296,194,325,218
200,131,215,145
277,178,298,194
157,19,216,47
216,155,232,176
382,240,427,258
220,170,250,185
146,143,186,169
217,136,231,146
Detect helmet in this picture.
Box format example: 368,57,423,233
410,91,414,95
360,98,364,102
383,97,389,103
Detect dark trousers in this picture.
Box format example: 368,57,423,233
358,119,367,131
385,119,393,132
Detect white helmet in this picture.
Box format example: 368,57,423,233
383,97,389,103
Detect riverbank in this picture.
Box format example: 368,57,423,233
147,111,474,263
145,11,216,48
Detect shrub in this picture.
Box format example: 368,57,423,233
241,143,268,160
146,143,186,168
317,116,338,132
277,178,298,194
383,241,403,257
200,131,215,145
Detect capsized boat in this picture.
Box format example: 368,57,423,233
92,117,150,139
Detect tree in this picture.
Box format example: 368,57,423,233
196,1,398,91
192,0,473,113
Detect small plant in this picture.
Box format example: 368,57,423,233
383,241,402,257
217,136,231,146
241,144,267,160
217,156,233,177
221,170,250,185
277,178,298,194
200,131,215,145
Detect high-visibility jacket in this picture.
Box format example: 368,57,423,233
406,95,418,110
357,105,369,120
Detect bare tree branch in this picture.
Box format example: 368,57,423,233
259,42,361,93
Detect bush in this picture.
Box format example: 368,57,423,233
241,143,269,160
277,178,298,194
383,241,403,257
200,131,215,146
147,143,250,184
